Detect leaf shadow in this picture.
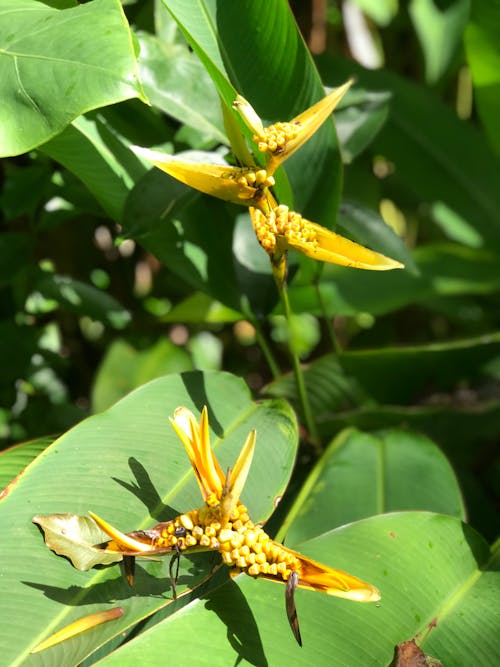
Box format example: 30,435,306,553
22,551,212,606
112,456,178,523
203,578,268,667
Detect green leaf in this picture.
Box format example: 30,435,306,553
265,353,367,421
338,199,416,272
350,0,399,27
318,56,500,246
319,401,500,461
163,292,242,324
409,0,470,84
41,111,149,220
0,371,297,666
137,32,227,144
91,339,193,412
464,0,500,158
339,332,500,404
280,428,466,545
288,244,500,316
335,88,391,163
86,514,498,666
0,436,54,492
35,272,131,329
0,0,145,157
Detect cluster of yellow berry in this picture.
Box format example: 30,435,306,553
235,168,275,189
152,502,299,581
254,121,301,155
251,205,317,256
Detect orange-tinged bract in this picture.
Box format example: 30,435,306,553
92,407,380,645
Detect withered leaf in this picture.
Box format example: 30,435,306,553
33,513,123,570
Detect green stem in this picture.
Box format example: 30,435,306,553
252,317,281,380
314,281,342,355
241,297,280,380
277,276,320,451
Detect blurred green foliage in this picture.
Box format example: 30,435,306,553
0,1,499,665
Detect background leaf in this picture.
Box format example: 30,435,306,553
464,0,500,158
87,513,498,667
409,0,470,84
318,55,500,247
0,0,145,156
0,371,297,667
279,428,466,545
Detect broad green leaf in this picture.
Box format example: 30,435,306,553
464,0,500,158
338,199,416,272
0,371,297,667
318,56,500,246
335,88,391,163
288,244,500,316
137,32,227,144
88,514,498,666
267,334,500,423
0,0,145,157
409,0,470,84
340,332,500,404
265,354,367,421
41,111,150,221
91,339,193,412
279,428,465,545
35,272,131,329
0,436,54,492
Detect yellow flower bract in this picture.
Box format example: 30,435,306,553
131,82,405,275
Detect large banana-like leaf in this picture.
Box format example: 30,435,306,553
0,371,297,667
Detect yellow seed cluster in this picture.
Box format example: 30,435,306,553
252,205,318,256
224,168,275,200
152,509,220,552
216,504,300,580
150,503,300,582
254,121,301,155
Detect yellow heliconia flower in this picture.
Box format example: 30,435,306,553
131,82,404,277
91,406,380,646
234,80,354,175
251,204,404,271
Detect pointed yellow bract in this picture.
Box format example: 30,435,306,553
246,80,354,174
251,205,404,270
131,146,270,207
169,406,225,502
